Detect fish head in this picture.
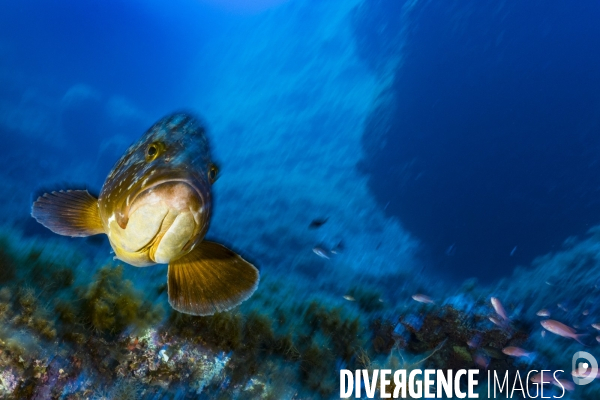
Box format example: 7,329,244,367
98,113,218,266
540,320,550,330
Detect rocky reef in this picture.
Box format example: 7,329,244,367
0,226,575,399
355,0,600,282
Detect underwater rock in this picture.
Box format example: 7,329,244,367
350,0,405,75
394,305,530,373
81,265,163,334
370,319,396,354
0,226,572,398
31,357,65,400
356,0,600,281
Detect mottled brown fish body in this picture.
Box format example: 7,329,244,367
31,112,259,316
98,114,212,267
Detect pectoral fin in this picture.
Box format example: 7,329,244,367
31,190,104,237
168,241,259,316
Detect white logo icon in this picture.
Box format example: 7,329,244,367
572,351,598,386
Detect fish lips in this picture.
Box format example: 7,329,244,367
119,173,210,230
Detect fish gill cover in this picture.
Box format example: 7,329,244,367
0,0,600,399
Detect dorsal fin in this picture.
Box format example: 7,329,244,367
31,190,105,237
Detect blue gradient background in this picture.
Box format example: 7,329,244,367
2,0,600,398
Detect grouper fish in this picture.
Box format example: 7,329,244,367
31,112,259,316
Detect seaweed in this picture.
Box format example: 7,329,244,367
370,318,396,354
392,305,529,374
170,311,245,350
0,238,17,284
54,300,77,324
346,286,384,312
299,342,335,397
302,301,363,362
80,265,163,335
50,268,75,289
165,297,368,396
0,228,548,399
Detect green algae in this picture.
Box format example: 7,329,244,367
0,229,546,399
165,297,367,397
452,345,473,362
345,286,384,312
0,238,17,284
81,265,163,334
302,301,363,362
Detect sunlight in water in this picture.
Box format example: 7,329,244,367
198,0,290,15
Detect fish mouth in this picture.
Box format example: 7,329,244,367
122,176,209,228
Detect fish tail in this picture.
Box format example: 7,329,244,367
574,334,589,345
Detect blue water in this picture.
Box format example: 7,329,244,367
361,0,600,282
1,0,600,398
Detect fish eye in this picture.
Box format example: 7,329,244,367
145,141,165,162
208,164,219,183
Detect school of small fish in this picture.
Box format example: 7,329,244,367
403,290,600,389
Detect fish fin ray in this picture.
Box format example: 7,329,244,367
574,334,589,346
168,241,259,316
31,190,104,237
